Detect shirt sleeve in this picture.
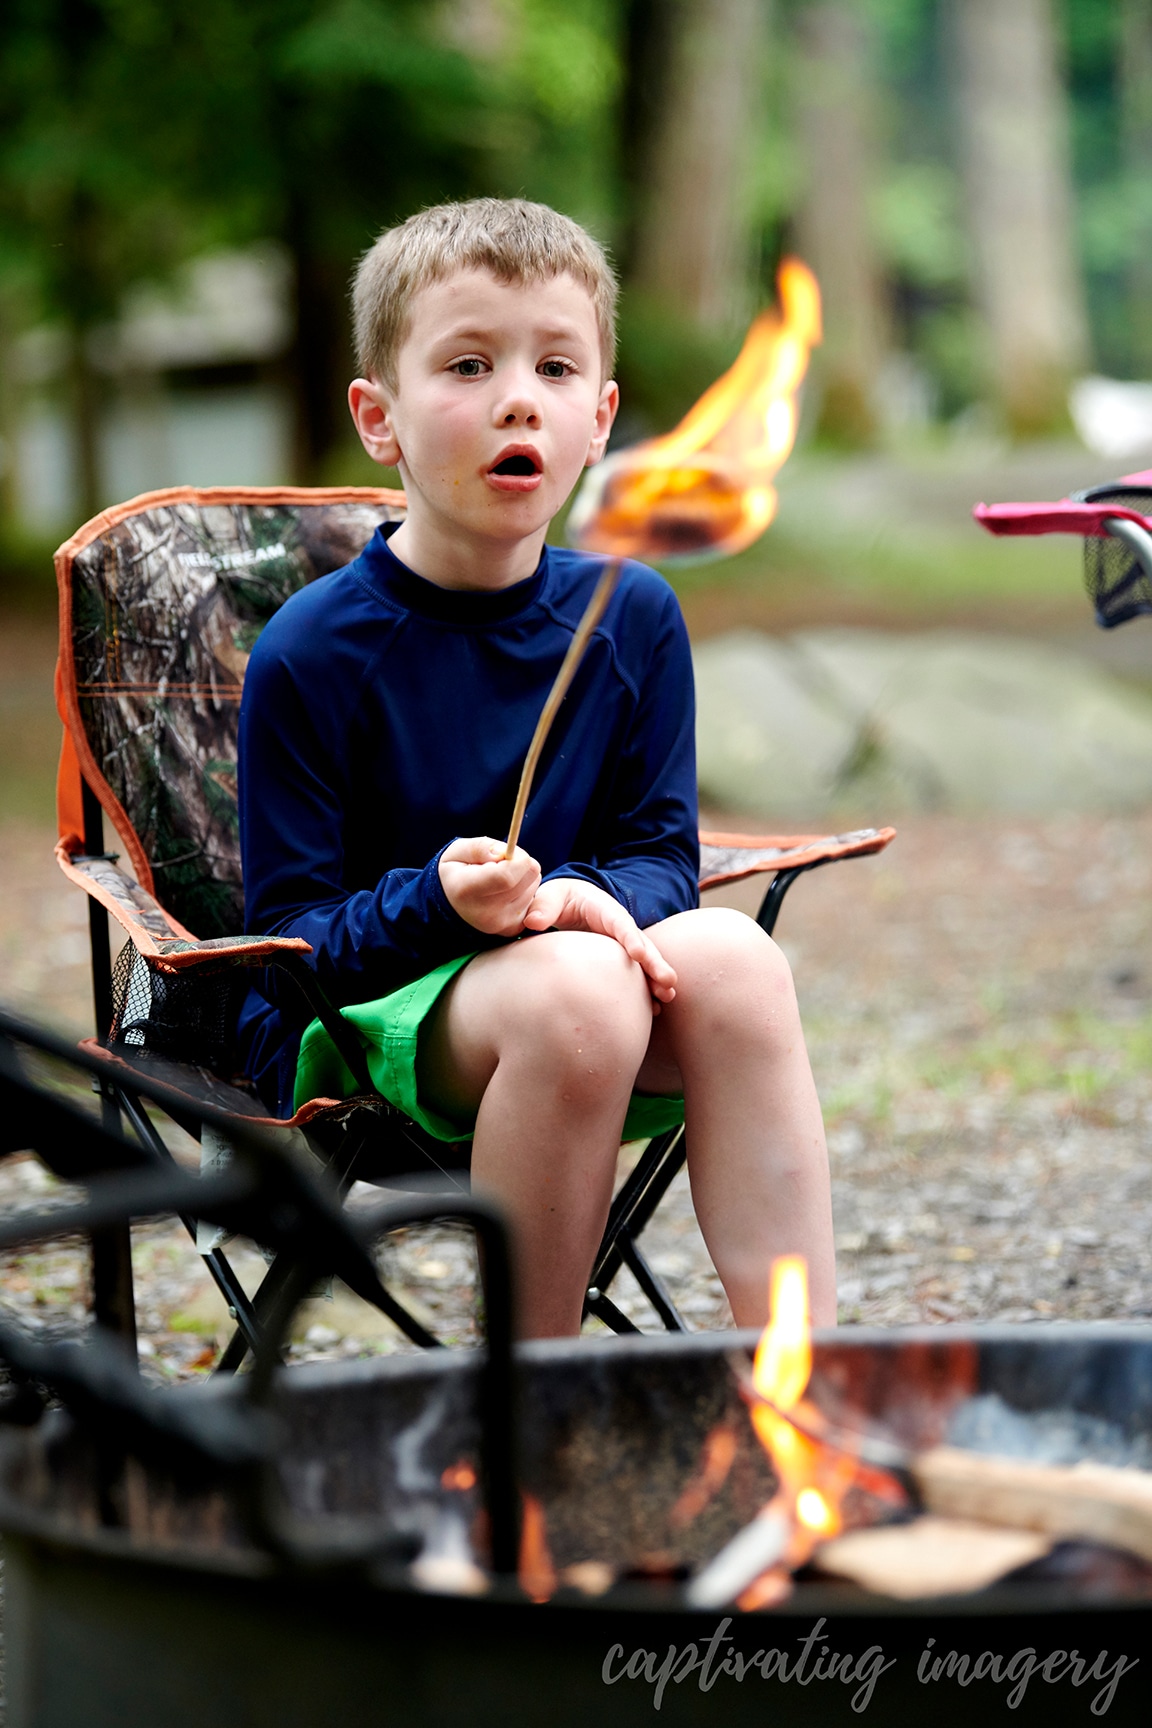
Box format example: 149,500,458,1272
541,585,700,928
238,627,480,1013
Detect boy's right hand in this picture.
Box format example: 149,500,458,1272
438,836,542,937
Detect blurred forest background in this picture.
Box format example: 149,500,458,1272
0,0,1148,577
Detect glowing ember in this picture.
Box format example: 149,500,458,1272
519,1490,557,1603
441,1460,478,1491
568,259,821,565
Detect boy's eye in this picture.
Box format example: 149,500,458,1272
539,358,574,380
451,357,487,377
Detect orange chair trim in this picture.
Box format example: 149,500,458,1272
698,825,896,890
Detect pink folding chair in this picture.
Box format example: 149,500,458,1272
974,468,1152,629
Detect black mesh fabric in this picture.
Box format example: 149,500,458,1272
108,940,249,1077
1073,483,1152,628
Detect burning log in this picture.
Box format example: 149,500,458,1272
810,1447,1152,1600
911,1445,1152,1565
813,1516,1051,1600
685,1504,791,1608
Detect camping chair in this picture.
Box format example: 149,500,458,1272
52,484,895,1361
974,466,1152,627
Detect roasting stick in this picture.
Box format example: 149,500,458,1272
503,559,621,859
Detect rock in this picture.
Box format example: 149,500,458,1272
692,632,858,816
694,627,1152,817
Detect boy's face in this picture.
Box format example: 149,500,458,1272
349,269,617,574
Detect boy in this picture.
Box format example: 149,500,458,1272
238,198,835,1337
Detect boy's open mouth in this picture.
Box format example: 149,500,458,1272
487,447,544,492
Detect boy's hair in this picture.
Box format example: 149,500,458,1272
352,197,617,389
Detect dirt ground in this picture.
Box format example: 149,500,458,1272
4,797,1152,1376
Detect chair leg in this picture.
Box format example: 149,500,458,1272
214,1113,448,1370
583,1286,640,1333
82,783,139,1354
89,1083,139,1352
618,1236,686,1331
114,1083,268,1355
584,1127,690,1333
117,1081,446,1365
90,1222,137,1349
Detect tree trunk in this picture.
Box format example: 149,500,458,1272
949,0,1089,435
626,0,766,332
1121,0,1152,375
286,206,349,487
56,187,107,524
791,2,889,446
68,325,103,524
0,295,19,526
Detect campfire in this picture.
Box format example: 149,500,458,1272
678,1257,1152,1610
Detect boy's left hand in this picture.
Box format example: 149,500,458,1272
523,878,677,1006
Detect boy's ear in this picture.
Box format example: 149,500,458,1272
584,379,620,467
348,377,402,468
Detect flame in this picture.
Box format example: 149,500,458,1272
670,1422,739,1528
746,1255,860,1574
569,259,821,566
441,1459,478,1492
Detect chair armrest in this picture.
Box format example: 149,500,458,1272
57,844,371,1099
55,841,310,972
697,825,896,891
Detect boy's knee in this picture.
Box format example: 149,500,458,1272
669,906,792,981
506,932,651,1066
661,907,799,1027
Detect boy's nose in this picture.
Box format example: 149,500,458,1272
498,396,541,427
502,403,540,425
494,369,542,427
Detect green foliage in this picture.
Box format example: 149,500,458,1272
613,293,743,440
873,162,967,292
2,0,1152,553
459,0,622,232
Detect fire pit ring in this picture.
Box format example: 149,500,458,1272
2,1324,1151,1726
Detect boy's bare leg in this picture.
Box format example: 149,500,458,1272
418,931,654,1337
635,907,836,1328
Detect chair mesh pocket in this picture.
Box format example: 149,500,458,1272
1076,484,1152,628
109,942,248,1076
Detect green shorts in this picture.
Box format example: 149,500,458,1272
294,952,685,1144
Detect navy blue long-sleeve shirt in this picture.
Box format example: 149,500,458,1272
237,523,699,1113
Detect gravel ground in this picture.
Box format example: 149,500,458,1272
3,807,1152,1365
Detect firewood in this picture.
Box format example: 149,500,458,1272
813,1516,1051,1599
913,1445,1152,1563
685,1504,790,1608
